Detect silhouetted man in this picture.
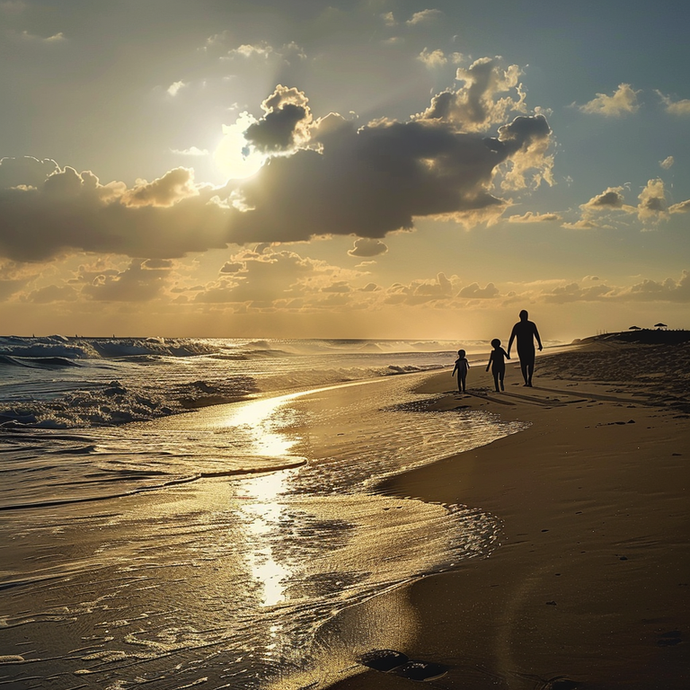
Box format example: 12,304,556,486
507,310,543,387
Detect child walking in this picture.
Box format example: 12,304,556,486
486,339,510,392
452,349,470,393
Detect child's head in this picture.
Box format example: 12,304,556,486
457,349,466,357
491,338,501,349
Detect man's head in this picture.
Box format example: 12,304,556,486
519,309,529,321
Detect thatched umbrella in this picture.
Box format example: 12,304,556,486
654,322,668,329
629,325,642,330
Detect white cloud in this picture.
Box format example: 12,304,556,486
417,48,447,69
655,90,690,116
420,57,526,131
381,12,396,27
167,81,187,97
170,147,209,157
406,9,444,26
659,156,674,170
578,83,640,117
18,29,65,43
228,41,274,59
669,199,690,214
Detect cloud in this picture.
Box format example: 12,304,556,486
348,238,388,257
508,211,561,223
655,90,690,116
417,48,447,69
622,270,690,302
381,12,396,27
542,282,615,303
538,270,690,303
227,41,274,59
458,282,499,298
219,261,243,274
81,260,172,302
659,156,674,169
384,272,454,306
406,9,444,26
636,178,667,223
583,186,628,210
18,29,65,43
361,282,381,292
670,199,690,214
195,250,325,305
167,81,187,97
578,83,640,117
0,156,59,188
244,85,312,153
574,181,673,227
27,284,79,303
123,168,200,208
208,38,306,63
170,146,209,157
421,57,525,131
0,160,230,261
0,75,554,262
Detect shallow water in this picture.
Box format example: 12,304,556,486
0,339,528,688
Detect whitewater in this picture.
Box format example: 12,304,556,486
0,336,527,688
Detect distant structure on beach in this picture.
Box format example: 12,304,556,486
584,328,690,346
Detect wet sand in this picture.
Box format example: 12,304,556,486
324,339,690,689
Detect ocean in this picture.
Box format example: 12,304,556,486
0,336,528,689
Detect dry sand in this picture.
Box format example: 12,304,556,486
324,339,690,689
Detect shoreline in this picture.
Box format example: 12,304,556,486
323,340,690,689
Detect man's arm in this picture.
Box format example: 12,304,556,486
533,323,543,351
507,325,517,356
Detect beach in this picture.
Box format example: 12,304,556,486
1,336,688,689
324,337,690,689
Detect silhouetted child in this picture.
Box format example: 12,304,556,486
486,338,510,392
452,349,470,393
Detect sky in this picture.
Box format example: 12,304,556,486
1,0,689,341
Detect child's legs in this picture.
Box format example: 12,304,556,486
460,372,467,391
492,370,500,391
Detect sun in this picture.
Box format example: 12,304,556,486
214,112,265,181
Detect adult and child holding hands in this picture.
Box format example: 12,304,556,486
452,310,543,394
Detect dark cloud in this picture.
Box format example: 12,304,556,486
585,187,626,209
0,156,58,188
0,79,554,263
0,161,229,261
230,110,550,243
348,238,388,257
219,261,244,274
244,85,312,153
